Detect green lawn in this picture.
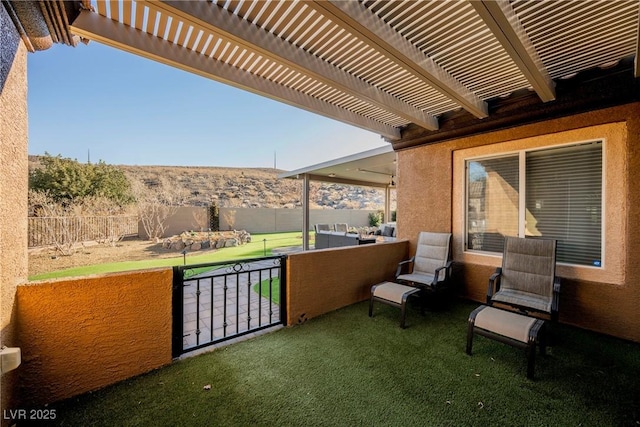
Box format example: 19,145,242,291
49,299,640,426
253,277,280,304
29,232,305,281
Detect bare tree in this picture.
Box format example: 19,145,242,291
28,191,137,250
79,195,133,246
28,190,82,256
132,178,187,240
192,208,209,232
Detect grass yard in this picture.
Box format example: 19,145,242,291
29,232,305,281
253,277,280,304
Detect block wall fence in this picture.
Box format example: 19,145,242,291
142,207,384,238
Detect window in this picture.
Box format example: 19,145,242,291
466,141,603,267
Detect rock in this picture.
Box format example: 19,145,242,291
160,229,252,252
236,230,251,244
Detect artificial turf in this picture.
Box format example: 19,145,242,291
48,299,640,426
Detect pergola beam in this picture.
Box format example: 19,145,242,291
470,0,556,102
307,0,488,119
635,1,640,78
144,0,439,131
306,174,388,189
69,10,400,139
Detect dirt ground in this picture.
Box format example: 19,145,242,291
28,238,189,277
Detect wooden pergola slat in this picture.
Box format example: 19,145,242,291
307,0,488,119
635,1,640,78
470,0,555,102
133,1,144,30
75,0,640,141
69,10,402,140
142,0,439,131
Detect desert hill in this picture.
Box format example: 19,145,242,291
28,156,389,210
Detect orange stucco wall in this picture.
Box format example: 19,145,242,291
287,241,409,324
16,269,173,406
1,5,29,414
397,103,640,343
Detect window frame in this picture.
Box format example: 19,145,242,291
463,139,605,269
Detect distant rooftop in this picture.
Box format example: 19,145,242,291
279,145,396,188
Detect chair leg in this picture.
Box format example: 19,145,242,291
400,293,411,328
526,343,536,380
466,321,474,355
539,323,547,356
419,291,426,315
369,296,375,318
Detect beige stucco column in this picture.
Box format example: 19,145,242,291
1,3,30,413
302,174,310,250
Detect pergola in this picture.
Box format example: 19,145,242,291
279,144,396,249
40,0,635,251
58,0,639,149
8,0,640,246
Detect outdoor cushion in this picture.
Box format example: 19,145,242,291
466,305,547,379
474,306,537,343
369,281,421,328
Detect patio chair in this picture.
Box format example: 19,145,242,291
487,236,560,322
395,231,453,292
369,232,452,327
467,236,559,379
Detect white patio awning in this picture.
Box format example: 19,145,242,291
278,145,396,188
278,144,396,250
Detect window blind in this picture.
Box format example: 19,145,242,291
525,142,602,266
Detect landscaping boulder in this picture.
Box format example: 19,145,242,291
162,230,251,252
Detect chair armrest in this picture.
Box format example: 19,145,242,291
551,276,561,322
487,267,502,305
395,257,415,277
432,261,453,289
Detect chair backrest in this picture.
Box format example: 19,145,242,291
413,232,452,280
314,224,332,233
334,223,348,233
500,237,556,302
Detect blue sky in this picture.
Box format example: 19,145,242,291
27,42,387,171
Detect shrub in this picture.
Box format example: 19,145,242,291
368,211,383,227
209,203,220,231
29,153,134,205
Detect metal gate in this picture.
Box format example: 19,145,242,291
172,255,287,357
